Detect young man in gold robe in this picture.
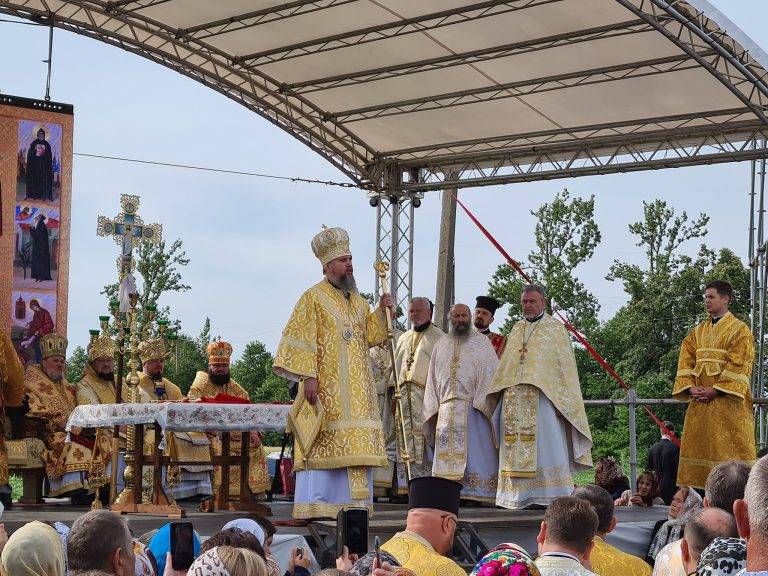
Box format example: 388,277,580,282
188,340,270,497
136,337,213,500
0,331,26,507
480,284,592,509
392,297,444,492
273,226,392,519
24,333,92,499
673,280,755,489
75,330,124,496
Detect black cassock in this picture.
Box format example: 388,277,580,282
25,138,54,201
30,219,52,281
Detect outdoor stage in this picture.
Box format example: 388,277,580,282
2,499,669,569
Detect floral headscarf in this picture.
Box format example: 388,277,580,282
133,539,157,576
595,458,624,487
188,547,230,576
470,543,540,576
647,486,703,560
697,537,746,576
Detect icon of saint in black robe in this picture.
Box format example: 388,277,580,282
30,215,52,282
25,128,54,201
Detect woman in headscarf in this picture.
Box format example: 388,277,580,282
188,545,268,576
646,486,703,565
697,537,746,576
594,457,631,500
615,470,665,507
470,543,540,576
0,520,65,576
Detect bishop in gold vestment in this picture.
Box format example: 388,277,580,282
424,304,499,503
24,333,92,497
0,331,25,504
393,297,444,492
188,340,270,496
136,337,213,500
674,296,755,489
481,286,592,510
273,226,391,519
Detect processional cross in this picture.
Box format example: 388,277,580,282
97,194,162,259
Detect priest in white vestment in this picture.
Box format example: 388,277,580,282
479,284,592,510
424,303,499,503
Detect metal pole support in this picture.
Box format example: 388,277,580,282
628,388,638,493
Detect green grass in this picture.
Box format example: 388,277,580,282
575,469,595,486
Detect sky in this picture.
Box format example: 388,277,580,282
0,1,766,357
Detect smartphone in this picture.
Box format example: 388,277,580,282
374,536,381,568
296,547,304,559
170,522,195,571
337,507,369,556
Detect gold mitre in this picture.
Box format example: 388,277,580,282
207,340,233,365
138,337,167,364
88,332,117,361
40,333,67,360
311,226,351,266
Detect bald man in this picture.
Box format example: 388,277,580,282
423,304,499,503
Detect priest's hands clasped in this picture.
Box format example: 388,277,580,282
690,386,717,403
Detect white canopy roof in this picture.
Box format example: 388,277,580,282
3,0,768,191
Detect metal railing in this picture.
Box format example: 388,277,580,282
583,392,768,491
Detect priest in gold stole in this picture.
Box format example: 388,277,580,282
188,340,270,496
136,337,213,500
0,331,26,507
273,226,392,519
393,297,444,492
24,333,92,498
423,303,499,503
674,280,756,489
481,285,592,510
76,330,125,493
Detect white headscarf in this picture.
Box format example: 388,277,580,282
221,519,265,545
648,486,703,559
188,547,230,576
0,521,65,576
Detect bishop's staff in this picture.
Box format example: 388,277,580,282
374,262,412,482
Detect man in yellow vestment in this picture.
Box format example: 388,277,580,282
393,297,444,492
370,334,399,494
0,331,25,508
273,226,392,519
379,476,466,576
136,337,213,500
76,330,124,496
424,304,498,503
480,284,592,509
188,340,270,497
673,280,755,489
24,333,92,499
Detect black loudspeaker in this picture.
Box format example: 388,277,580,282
337,507,369,556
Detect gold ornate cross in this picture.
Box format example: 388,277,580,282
97,194,162,258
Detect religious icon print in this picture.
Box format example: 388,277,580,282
11,290,57,366
16,120,63,203
13,204,60,289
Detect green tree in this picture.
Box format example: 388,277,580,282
489,189,601,334
164,319,210,394
102,239,191,333
66,345,88,383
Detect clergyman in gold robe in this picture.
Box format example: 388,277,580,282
24,333,92,499
187,340,270,497
0,331,26,508
370,334,399,494
479,284,593,510
273,226,392,519
673,280,756,489
136,337,213,500
75,329,125,496
393,297,444,492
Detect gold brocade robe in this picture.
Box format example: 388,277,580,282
187,371,270,495
394,325,444,470
0,333,24,485
590,536,652,576
482,313,592,479
381,531,466,576
273,279,389,472
673,312,755,489
24,365,91,494
75,364,125,478
370,342,397,490
135,373,212,472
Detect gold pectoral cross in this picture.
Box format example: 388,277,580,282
405,354,415,372
518,345,527,365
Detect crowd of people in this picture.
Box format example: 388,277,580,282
0,457,765,576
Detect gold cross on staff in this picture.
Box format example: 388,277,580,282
97,194,162,258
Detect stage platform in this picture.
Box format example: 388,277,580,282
2,498,668,568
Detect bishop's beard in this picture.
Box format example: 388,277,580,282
449,322,471,343
334,273,358,294
98,371,115,383
209,371,231,385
